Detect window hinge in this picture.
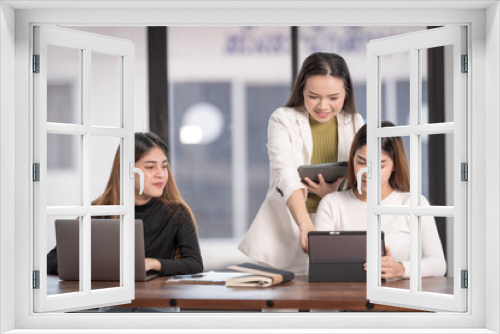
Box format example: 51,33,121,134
461,270,468,289
33,163,40,182
461,163,468,181
33,270,40,289
461,54,468,73
33,54,40,73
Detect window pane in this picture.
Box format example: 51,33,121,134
421,133,454,206
47,216,83,295
380,51,410,127
37,25,138,314
91,52,122,127
90,136,121,205
169,26,292,239
379,135,410,205
91,216,121,291
380,214,411,291
47,217,123,294
366,25,466,313
420,45,454,124
61,26,149,131
419,216,452,295
47,44,81,124
47,133,81,206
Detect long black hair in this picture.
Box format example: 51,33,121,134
93,132,197,231
285,52,357,115
135,132,169,162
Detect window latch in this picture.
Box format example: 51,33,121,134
461,54,468,73
461,163,468,181
33,54,40,73
461,270,468,289
33,270,40,289
33,163,40,182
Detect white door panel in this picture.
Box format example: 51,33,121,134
33,26,135,313
366,26,467,312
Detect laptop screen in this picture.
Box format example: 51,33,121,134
55,219,157,281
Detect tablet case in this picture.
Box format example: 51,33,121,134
308,231,385,282
297,162,348,190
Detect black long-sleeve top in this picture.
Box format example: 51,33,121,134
47,198,203,276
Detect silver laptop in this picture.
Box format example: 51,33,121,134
55,219,158,281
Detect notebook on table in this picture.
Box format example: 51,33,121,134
226,262,295,287
164,263,295,287
308,231,385,282
55,218,158,282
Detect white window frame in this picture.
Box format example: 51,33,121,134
365,26,467,312
1,2,498,333
32,25,136,312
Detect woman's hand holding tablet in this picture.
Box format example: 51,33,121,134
298,162,348,197
297,161,348,184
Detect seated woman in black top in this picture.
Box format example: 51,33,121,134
47,132,203,276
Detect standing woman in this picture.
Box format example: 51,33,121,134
47,132,203,276
239,52,363,273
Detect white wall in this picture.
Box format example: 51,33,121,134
0,2,16,333
485,2,500,332
169,26,291,82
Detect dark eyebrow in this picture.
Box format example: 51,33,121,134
143,160,168,164
355,155,366,161
307,90,340,97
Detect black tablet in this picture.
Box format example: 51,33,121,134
308,231,386,282
297,161,348,187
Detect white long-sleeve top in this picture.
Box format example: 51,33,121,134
238,107,363,272
315,189,446,278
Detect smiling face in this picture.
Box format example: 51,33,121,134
302,75,346,123
134,146,168,205
353,145,395,200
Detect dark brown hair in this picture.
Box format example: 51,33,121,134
92,132,197,231
285,52,356,115
346,121,410,192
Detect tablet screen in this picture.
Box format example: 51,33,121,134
308,231,385,263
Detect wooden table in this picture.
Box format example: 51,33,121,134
47,275,452,312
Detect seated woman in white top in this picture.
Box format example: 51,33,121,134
315,121,446,279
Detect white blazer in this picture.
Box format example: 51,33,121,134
238,107,364,270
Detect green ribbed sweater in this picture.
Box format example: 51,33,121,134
306,116,338,213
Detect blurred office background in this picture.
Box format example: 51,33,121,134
46,26,454,276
